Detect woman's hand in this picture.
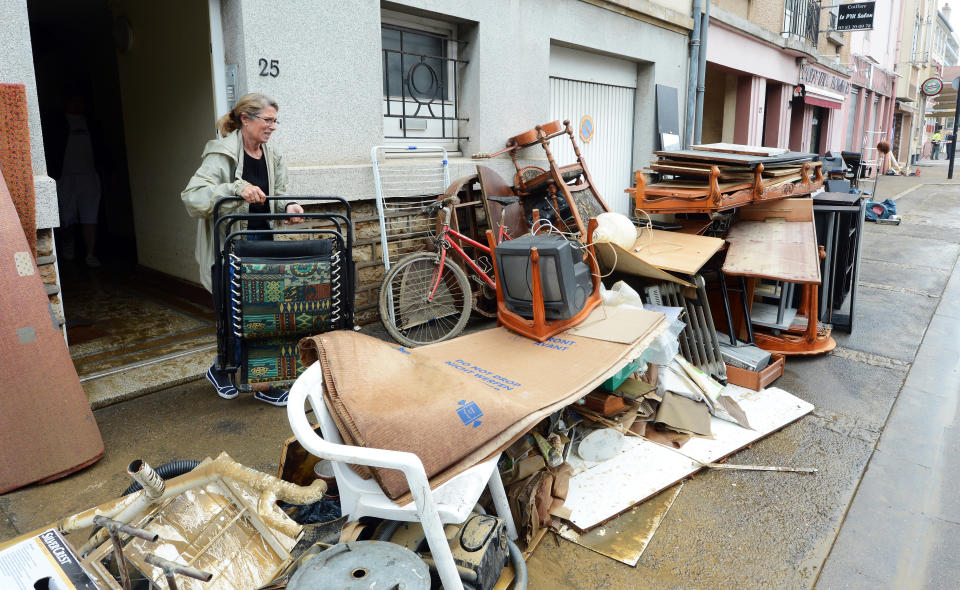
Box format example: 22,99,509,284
284,203,305,224
240,184,266,204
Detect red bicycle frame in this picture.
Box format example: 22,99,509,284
428,209,509,300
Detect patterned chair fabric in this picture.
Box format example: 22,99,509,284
229,241,344,391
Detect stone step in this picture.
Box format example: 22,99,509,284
81,344,216,410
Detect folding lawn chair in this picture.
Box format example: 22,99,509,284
212,196,355,393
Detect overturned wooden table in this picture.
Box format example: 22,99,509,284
722,198,837,356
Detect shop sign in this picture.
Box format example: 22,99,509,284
836,2,876,31
800,66,850,95
921,77,943,97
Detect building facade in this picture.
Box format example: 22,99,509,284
700,0,853,154
4,0,696,318
844,0,902,167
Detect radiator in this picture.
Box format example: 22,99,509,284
645,275,727,382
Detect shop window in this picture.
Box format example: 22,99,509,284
381,12,468,149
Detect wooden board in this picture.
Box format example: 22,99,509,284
691,143,789,157
653,149,816,166
560,385,814,530
738,197,814,222
762,167,802,177
648,180,751,191
596,229,724,285
723,220,821,283
648,164,753,182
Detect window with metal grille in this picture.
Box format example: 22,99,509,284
782,0,820,46
381,14,468,147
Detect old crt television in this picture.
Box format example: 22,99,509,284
495,234,593,320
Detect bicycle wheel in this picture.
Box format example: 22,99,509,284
379,251,472,347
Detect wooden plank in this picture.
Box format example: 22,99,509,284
722,220,821,283
691,143,790,157
648,180,751,191
653,149,816,166
596,228,724,282
649,164,754,182
762,166,802,177
738,197,814,222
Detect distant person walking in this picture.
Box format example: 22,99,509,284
931,130,943,160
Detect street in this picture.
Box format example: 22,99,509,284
3,166,959,589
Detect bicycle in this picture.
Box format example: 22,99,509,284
378,195,514,347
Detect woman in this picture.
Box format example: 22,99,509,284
876,141,902,176
182,93,304,406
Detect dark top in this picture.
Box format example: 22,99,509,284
243,150,270,230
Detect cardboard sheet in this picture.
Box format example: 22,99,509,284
299,319,666,502
555,483,683,566
561,385,813,530
567,306,665,344
596,229,724,286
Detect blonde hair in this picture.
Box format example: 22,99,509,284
215,93,279,137
876,141,891,155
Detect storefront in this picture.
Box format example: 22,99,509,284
793,64,851,154
844,56,897,162
702,23,801,148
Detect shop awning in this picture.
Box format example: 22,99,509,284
804,88,845,110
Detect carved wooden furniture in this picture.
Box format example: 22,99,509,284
502,120,611,238
485,218,603,343
627,147,823,215
722,198,836,356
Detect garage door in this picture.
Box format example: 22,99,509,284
550,78,636,215
549,46,637,216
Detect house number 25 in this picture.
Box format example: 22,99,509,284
259,58,279,77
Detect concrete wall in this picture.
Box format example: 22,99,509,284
214,0,691,204
713,0,750,20
0,0,57,229
701,66,727,143
114,0,217,282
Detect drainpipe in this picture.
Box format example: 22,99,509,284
685,0,703,148
694,0,710,144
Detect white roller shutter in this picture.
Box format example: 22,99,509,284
549,78,636,216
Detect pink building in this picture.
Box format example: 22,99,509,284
701,5,852,154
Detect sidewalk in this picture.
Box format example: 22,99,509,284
1,177,958,588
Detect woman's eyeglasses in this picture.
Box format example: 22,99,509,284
253,114,279,126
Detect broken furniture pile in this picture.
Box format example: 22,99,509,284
1,132,850,589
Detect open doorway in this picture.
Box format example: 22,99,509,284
28,0,136,269
27,0,218,402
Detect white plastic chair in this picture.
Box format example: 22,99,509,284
287,361,518,590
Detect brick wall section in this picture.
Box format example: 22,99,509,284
282,199,435,325
748,0,784,33
35,229,64,329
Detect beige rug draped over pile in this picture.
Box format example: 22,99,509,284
299,314,664,503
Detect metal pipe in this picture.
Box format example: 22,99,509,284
685,0,703,148
65,453,325,555
694,0,710,144
145,553,213,590
127,460,165,500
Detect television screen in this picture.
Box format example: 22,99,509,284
495,234,593,320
